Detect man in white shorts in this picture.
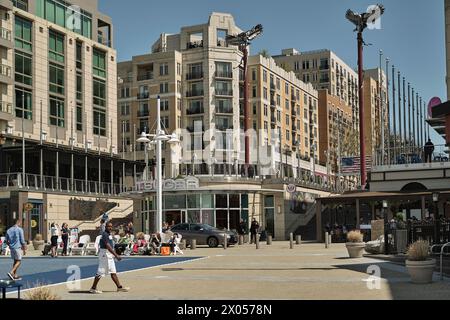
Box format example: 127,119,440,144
90,222,130,294
5,219,27,281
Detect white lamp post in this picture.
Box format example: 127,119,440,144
137,96,179,234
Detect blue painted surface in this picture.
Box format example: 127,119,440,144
0,256,200,293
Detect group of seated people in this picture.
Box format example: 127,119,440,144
113,231,183,256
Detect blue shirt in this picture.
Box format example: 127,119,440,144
99,231,114,249
6,225,26,250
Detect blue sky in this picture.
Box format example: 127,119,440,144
99,0,447,145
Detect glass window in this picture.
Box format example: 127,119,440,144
187,194,201,209
93,109,106,136
202,194,214,208
76,41,82,69
76,103,83,131
76,72,83,100
49,30,65,63
15,52,32,86
93,48,106,78
216,194,228,208
187,211,201,224
49,62,65,95
201,210,214,226
15,87,32,120
164,195,186,210
229,194,240,208
265,195,274,207
49,95,65,127
93,78,106,108
15,16,32,52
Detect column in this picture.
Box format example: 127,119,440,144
356,199,360,229
316,200,322,242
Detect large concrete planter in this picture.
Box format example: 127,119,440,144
345,242,366,258
406,259,436,284
32,240,45,251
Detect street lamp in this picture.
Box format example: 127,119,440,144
136,96,180,234
382,200,389,254
433,192,439,220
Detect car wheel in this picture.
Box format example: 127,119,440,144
207,237,219,248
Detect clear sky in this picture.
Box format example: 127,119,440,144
99,0,447,146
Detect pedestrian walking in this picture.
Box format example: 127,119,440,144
61,223,70,256
89,222,130,294
50,223,59,258
5,219,27,281
250,218,260,244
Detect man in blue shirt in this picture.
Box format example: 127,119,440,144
89,222,129,294
5,219,27,281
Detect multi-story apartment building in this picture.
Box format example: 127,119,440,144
118,13,333,240
364,68,387,158
0,0,136,241
273,48,359,130
247,55,319,178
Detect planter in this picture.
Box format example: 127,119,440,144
406,259,436,284
32,240,45,251
345,242,366,258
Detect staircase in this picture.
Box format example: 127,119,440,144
79,212,135,240
75,200,134,235
285,202,319,236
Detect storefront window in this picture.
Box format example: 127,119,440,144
216,195,228,208
265,196,274,207
202,210,214,226
187,194,201,209
164,195,186,210
229,194,240,208
202,194,214,208
188,210,201,223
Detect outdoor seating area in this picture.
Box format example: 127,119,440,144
113,231,184,257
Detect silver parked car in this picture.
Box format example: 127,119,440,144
169,223,237,248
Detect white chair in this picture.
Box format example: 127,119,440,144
85,235,102,256
173,234,184,256
71,235,91,256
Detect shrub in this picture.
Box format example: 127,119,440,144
347,230,364,243
25,285,60,300
33,234,43,241
407,240,430,261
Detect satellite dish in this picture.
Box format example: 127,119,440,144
428,97,442,118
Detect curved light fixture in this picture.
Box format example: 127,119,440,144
168,133,180,144
137,132,151,143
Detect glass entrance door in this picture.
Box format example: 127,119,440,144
29,203,43,241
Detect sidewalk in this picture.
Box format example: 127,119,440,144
24,242,450,300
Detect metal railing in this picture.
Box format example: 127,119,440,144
373,145,450,166
186,106,204,115
215,89,233,96
215,71,233,79
137,72,153,81
137,92,149,100
137,110,149,117
186,72,203,80
215,105,233,114
0,173,128,196
186,90,204,97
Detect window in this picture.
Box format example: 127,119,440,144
120,104,129,116
252,86,257,98
15,51,32,85
285,99,289,110
294,61,299,71
49,29,65,63
15,16,32,52
161,99,169,111
76,103,83,131
49,96,65,127
93,78,106,136
253,103,257,115
252,68,256,81
286,130,290,141
76,41,82,69
93,108,106,136
216,62,232,78
160,63,169,76
264,121,268,130
264,104,268,116
93,48,106,78
12,0,28,11
263,70,267,82
160,82,169,93
276,78,280,90
263,88,268,100
49,62,65,95
286,115,290,125
177,63,181,76
15,87,32,119
277,110,281,122
161,116,169,130
177,80,181,92
276,95,281,106
285,83,289,94
76,72,83,100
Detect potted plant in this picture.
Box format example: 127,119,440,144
405,240,436,284
32,234,45,251
345,230,365,258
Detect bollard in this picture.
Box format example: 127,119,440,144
290,233,294,249
296,235,302,245
181,239,187,250
325,232,329,249
191,239,197,250
256,234,260,249
328,234,332,246
223,233,227,249
267,235,272,245
239,235,244,245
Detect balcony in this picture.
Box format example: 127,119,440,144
0,64,12,84
215,71,233,79
187,41,203,50
137,72,153,81
186,72,204,80
215,89,233,97
187,125,205,133
0,101,13,121
186,90,204,98
0,26,11,44
216,124,234,131
137,110,149,117
137,92,149,100
216,105,233,114
186,106,204,115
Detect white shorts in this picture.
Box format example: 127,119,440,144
96,249,117,277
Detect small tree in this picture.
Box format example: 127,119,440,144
258,49,271,58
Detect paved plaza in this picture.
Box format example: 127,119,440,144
2,242,450,300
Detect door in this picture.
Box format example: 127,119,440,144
29,203,43,241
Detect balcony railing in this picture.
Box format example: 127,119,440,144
0,27,11,41
216,105,233,114
216,125,234,131
186,72,204,80
137,72,153,81
187,41,204,50
186,90,204,97
0,173,128,196
215,89,233,96
215,71,233,79
137,92,149,100
0,101,12,114
187,125,205,133
137,110,149,117
186,106,204,115
0,64,11,78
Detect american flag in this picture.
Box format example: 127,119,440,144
341,156,372,174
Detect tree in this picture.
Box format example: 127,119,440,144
258,49,271,58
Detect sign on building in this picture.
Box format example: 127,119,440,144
136,177,200,192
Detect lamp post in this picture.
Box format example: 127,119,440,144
383,200,389,254
432,192,439,220
137,96,180,234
